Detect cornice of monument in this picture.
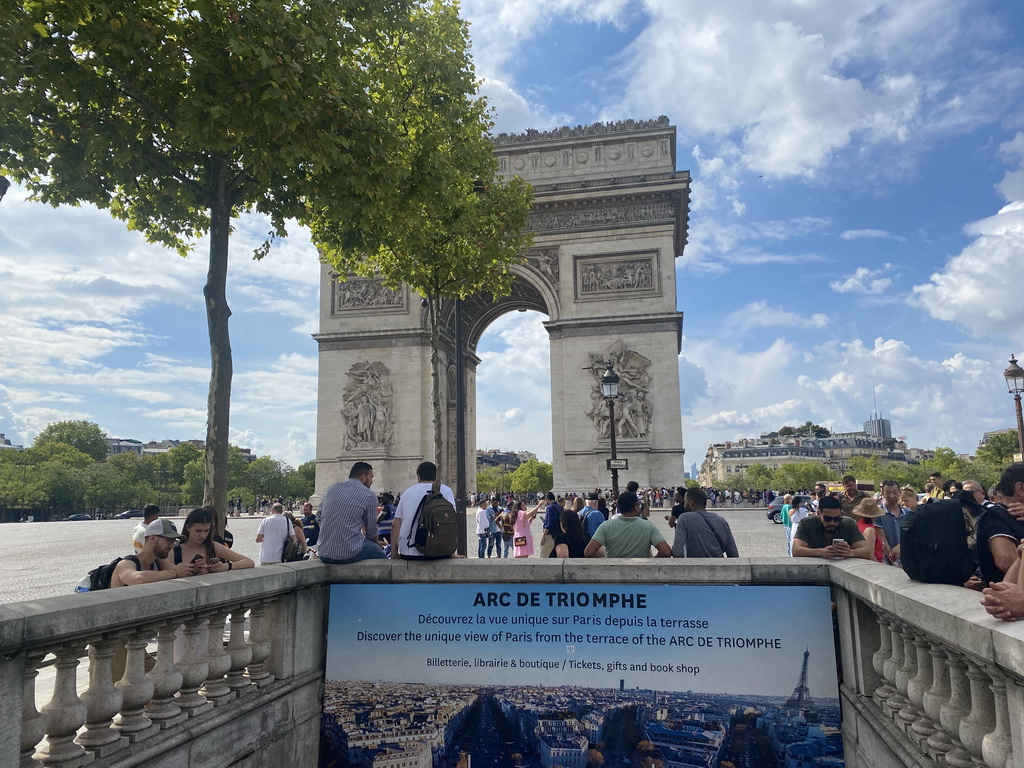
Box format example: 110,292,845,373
492,116,672,147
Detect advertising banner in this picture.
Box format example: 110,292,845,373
322,584,844,768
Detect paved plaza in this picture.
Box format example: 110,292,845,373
0,507,787,605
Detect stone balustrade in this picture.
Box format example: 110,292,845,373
0,562,326,768
1,557,1023,768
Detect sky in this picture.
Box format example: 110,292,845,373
326,583,838,698
3,1,1024,474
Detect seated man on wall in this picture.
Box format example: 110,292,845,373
584,492,671,558
670,487,739,558
792,495,872,560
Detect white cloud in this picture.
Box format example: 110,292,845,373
830,265,894,294
681,333,1010,465
913,202,1024,338
496,408,526,426
726,302,828,332
840,229,903,241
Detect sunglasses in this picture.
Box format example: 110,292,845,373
821,514,842,522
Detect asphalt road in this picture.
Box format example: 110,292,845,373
0,507,787,605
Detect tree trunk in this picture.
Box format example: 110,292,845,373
427,295,444,473
202,160,232,538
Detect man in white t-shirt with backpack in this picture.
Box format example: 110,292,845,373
255,502,291,565
390,461,462,560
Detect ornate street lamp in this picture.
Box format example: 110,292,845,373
601,362,621,499
1004,354,1024,458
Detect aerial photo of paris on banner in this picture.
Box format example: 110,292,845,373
322,584,843,768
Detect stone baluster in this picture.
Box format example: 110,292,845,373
906,631,936,745
871,610,895,709
923,645,955,760
959,660,997,767
35,646,89,768
980,664,1012,768
147,623,186,730
175,617,212,718
245,600,276,687
940,653,977,768
895,625,922,732
20,654,46,768
77,638,126,756
225,609,254,698
114,631,157,743
201,610,233,706
883,620,909,718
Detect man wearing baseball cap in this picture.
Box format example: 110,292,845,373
111,519,202,587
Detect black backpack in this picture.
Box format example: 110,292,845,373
900,499,973,586
408,482,458,557
86,555,141,591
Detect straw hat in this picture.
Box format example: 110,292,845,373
853,497,885,519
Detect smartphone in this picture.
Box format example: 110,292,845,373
832,538,847,547
190,554,203,563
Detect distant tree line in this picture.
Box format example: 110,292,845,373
723,433,1020,493
0,420,313,521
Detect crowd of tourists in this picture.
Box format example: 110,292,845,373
105,459,1024,623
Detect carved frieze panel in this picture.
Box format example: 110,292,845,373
331,275,406,315
584,341,652,440
573,251,660,301
522,248,560,292
341,360,396,450
528,201,674,234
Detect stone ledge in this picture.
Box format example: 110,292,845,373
0,561,327,655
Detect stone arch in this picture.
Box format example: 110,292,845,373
313,117,690,495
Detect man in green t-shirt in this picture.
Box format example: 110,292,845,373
792,495,872,560
585,492,671,558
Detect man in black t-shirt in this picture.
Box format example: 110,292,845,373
792,496,872,559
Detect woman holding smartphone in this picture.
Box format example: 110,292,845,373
163,506,254,573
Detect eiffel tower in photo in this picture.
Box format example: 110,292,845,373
783,647,817,711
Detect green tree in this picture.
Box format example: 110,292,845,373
509,459,553,494
771,462,835,492
475,466,511,494
163,442,203,487
33,421,108,461
975,432,1020,470
317,2,534,473
281,463,315,501
745,464,773,491
923,447,972,483
778,421,831,438
246,456,287,500
2,0,484,530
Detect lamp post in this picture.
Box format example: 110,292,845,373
1004,354,1024,458
454,296,467,556
601,363,621,499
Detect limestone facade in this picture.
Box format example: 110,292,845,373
313,117,690,495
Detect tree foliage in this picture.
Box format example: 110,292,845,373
316,2,534,473
509,459,553,494
33,421,108,461
778,421,831,438
1,0,498,528
475,465,511,494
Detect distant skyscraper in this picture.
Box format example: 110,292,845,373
863,412,892,439
619,678,624,691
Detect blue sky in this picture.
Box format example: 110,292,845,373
3,0,1024,474
326,583,838,697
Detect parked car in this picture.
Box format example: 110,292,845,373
65,513,92,521
114,509,145,519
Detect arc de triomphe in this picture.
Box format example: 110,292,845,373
313,116,690,495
